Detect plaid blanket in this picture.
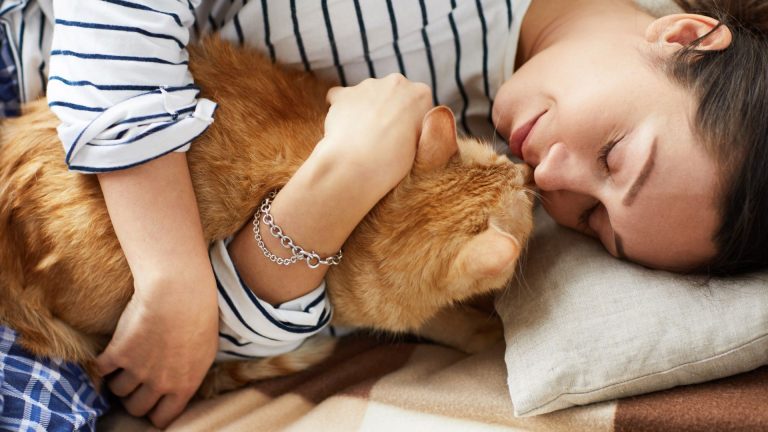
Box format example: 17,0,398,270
100,334,768,431
0,325,109,432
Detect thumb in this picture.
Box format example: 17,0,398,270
325,86,344,104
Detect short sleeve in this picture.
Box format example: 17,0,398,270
209,239,333,361
48,0,217,172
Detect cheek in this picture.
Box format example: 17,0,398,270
492,78,532,126
539,191,586,230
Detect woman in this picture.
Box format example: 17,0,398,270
495,0,767,275
0,0,764,429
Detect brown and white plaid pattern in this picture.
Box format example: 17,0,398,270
100,335,768,431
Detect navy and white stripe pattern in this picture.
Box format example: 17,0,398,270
214,0,531,139
210,239,332,361
0,0,217,172
46,0,217,172
1,0,53,106
0,23,20,117
0,325,109,432
2,0,529,169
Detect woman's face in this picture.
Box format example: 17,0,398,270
493,20,721,271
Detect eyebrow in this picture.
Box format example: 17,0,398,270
622,139,658,207
612,138,658,259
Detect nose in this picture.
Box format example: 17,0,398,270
533,142,592,193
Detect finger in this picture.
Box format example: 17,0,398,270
122,384,163,418
382,72,406,82
94,350,120,377
106,370,141,398
148,392,193,429
409,83,434,113
325,86,344,104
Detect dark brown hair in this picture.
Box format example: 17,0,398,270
669,0,768,275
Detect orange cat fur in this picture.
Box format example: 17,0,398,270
0,37,533,396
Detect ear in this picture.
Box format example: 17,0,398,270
414,106,459,173
455,223,521,279
646,14,732,52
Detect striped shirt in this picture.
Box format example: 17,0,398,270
0,0,530,358
211,239,332,361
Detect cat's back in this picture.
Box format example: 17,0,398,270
189,37,329,125
184,37,330,239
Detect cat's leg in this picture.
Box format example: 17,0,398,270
1,285,104,382
414,305,504,354
198,335,336,398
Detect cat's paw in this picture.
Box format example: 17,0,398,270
454,314,504,354
416,306,505,354
197,336,336,398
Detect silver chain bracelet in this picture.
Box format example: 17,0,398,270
252,190,343,269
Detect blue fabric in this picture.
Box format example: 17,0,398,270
0,325,109,432
0,22,20,118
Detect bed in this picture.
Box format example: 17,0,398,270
98,203,768,431
100,332,768,431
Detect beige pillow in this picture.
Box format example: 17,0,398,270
496,209,768,416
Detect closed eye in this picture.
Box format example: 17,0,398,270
578,201,600,233
597,137,621,174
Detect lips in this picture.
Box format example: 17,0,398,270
508,111,545,160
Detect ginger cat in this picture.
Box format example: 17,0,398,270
0,37,533,396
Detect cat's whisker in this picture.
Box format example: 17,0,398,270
501,256,534,308
520,187,542,201
514,235,533,278
537,193,554,207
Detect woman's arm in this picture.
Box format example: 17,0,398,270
95,74,431,427
47,2,218,427
229,75,433,305
94,153,218,428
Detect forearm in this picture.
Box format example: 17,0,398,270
229,74,431,306
52,3,218,425
98,152,215,296
95,152,219,429
228,140,386,305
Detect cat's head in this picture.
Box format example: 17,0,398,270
335,106,534,329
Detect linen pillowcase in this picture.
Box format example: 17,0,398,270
496,209,768,416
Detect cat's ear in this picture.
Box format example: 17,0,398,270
414,106,459,173
455,223,521,279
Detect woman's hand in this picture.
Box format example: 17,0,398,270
95,152,218,428
318,74,434,195
96,272,218,427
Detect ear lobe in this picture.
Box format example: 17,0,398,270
456,224,521,279
646,14,732,52
414,106,459,173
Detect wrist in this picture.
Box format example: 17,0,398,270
98,153,216,291
278,147,384,244
310,137,405,196
132,255,216,291
226,141,382,305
